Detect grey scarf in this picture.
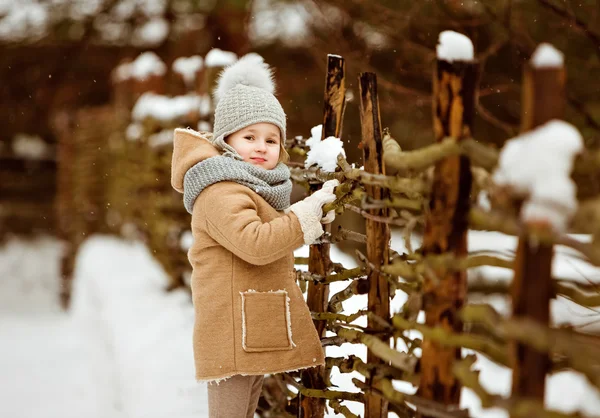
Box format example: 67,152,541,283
183,155,292,214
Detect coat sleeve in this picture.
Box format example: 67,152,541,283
196,184,306,266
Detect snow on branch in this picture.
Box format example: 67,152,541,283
131,93,207,123
204,48,237,68
493,120,583,233
113,52,167,82
436,30,474,62
172,56,203,86
12,133,49,160
304,124,346,172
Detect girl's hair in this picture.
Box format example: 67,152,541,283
279,144,290,163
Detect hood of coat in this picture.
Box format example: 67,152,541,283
171,128,220,193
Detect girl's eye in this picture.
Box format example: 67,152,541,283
244,136,254,140
268,140,277,144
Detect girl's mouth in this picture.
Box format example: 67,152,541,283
251,158,266,162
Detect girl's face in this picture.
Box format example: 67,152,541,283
225,122,282,170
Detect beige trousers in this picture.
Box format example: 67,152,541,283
207,374,264,418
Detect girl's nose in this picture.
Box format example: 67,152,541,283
255,140,267,152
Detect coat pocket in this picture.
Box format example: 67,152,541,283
240,290,295,352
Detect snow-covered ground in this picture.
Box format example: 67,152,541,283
1,232,600,418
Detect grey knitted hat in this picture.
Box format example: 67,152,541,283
211,53,286,158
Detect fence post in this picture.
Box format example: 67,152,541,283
358,72,390,418
418,53,479,413
300,54,345,418
54,111,76,309
510,45,565,405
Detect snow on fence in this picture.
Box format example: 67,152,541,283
54,36,600,418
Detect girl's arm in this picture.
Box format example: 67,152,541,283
196,183,318,266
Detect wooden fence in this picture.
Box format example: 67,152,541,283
53,40,600,418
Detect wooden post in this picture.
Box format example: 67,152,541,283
300,54,345,418
53,111,77,309
358,72,390,418
418,57,479,413
510,49,566,405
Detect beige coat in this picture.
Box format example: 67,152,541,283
171,128,325,382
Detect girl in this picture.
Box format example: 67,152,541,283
171,53,338,417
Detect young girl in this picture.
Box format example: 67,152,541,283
171,54,338,417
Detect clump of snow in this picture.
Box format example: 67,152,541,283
531,43,564,68
304,124,346,172
477,190,491,211
132,93,203,123
198,94,212,117
113,52,167,82
172,56,203,87
353,21,389,49
204,48,237,68
197,121,212,132
132,17,169,47
0,2,49,43
437,30,474,62
493,120,583,232
249,0,311,48
12,133,49,160
179,231,193,251
148,129,173,148
305,124,322,148
126,123,144,141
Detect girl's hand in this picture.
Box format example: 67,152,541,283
319,180,339,224
286,179,339,244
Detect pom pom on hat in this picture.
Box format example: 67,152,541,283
213,53,275,105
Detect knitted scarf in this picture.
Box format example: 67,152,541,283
183,155,292,214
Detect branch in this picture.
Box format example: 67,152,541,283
328,399,360,418
331,226,367,244
392,315,509,366
329,279,368,313
461,304,600,390
333,326,418,373
453,356,598,418
312,310,368,324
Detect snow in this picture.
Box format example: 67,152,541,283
173,56,204,86
304,124,347,172
204,48,237,68
0,1,48,42
132,17,169,47
353,21,389,49
180,231,194,251
132,93,205,123
148,129,173,148
0,235,124,418
2,231,600,418
437,30,475,62
197,121,212,132
531,43,564,68
113,52,167,82
249,0,311,48
126,123,144,141
70,236,207,418
11,133,49,160
493,120,583,233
